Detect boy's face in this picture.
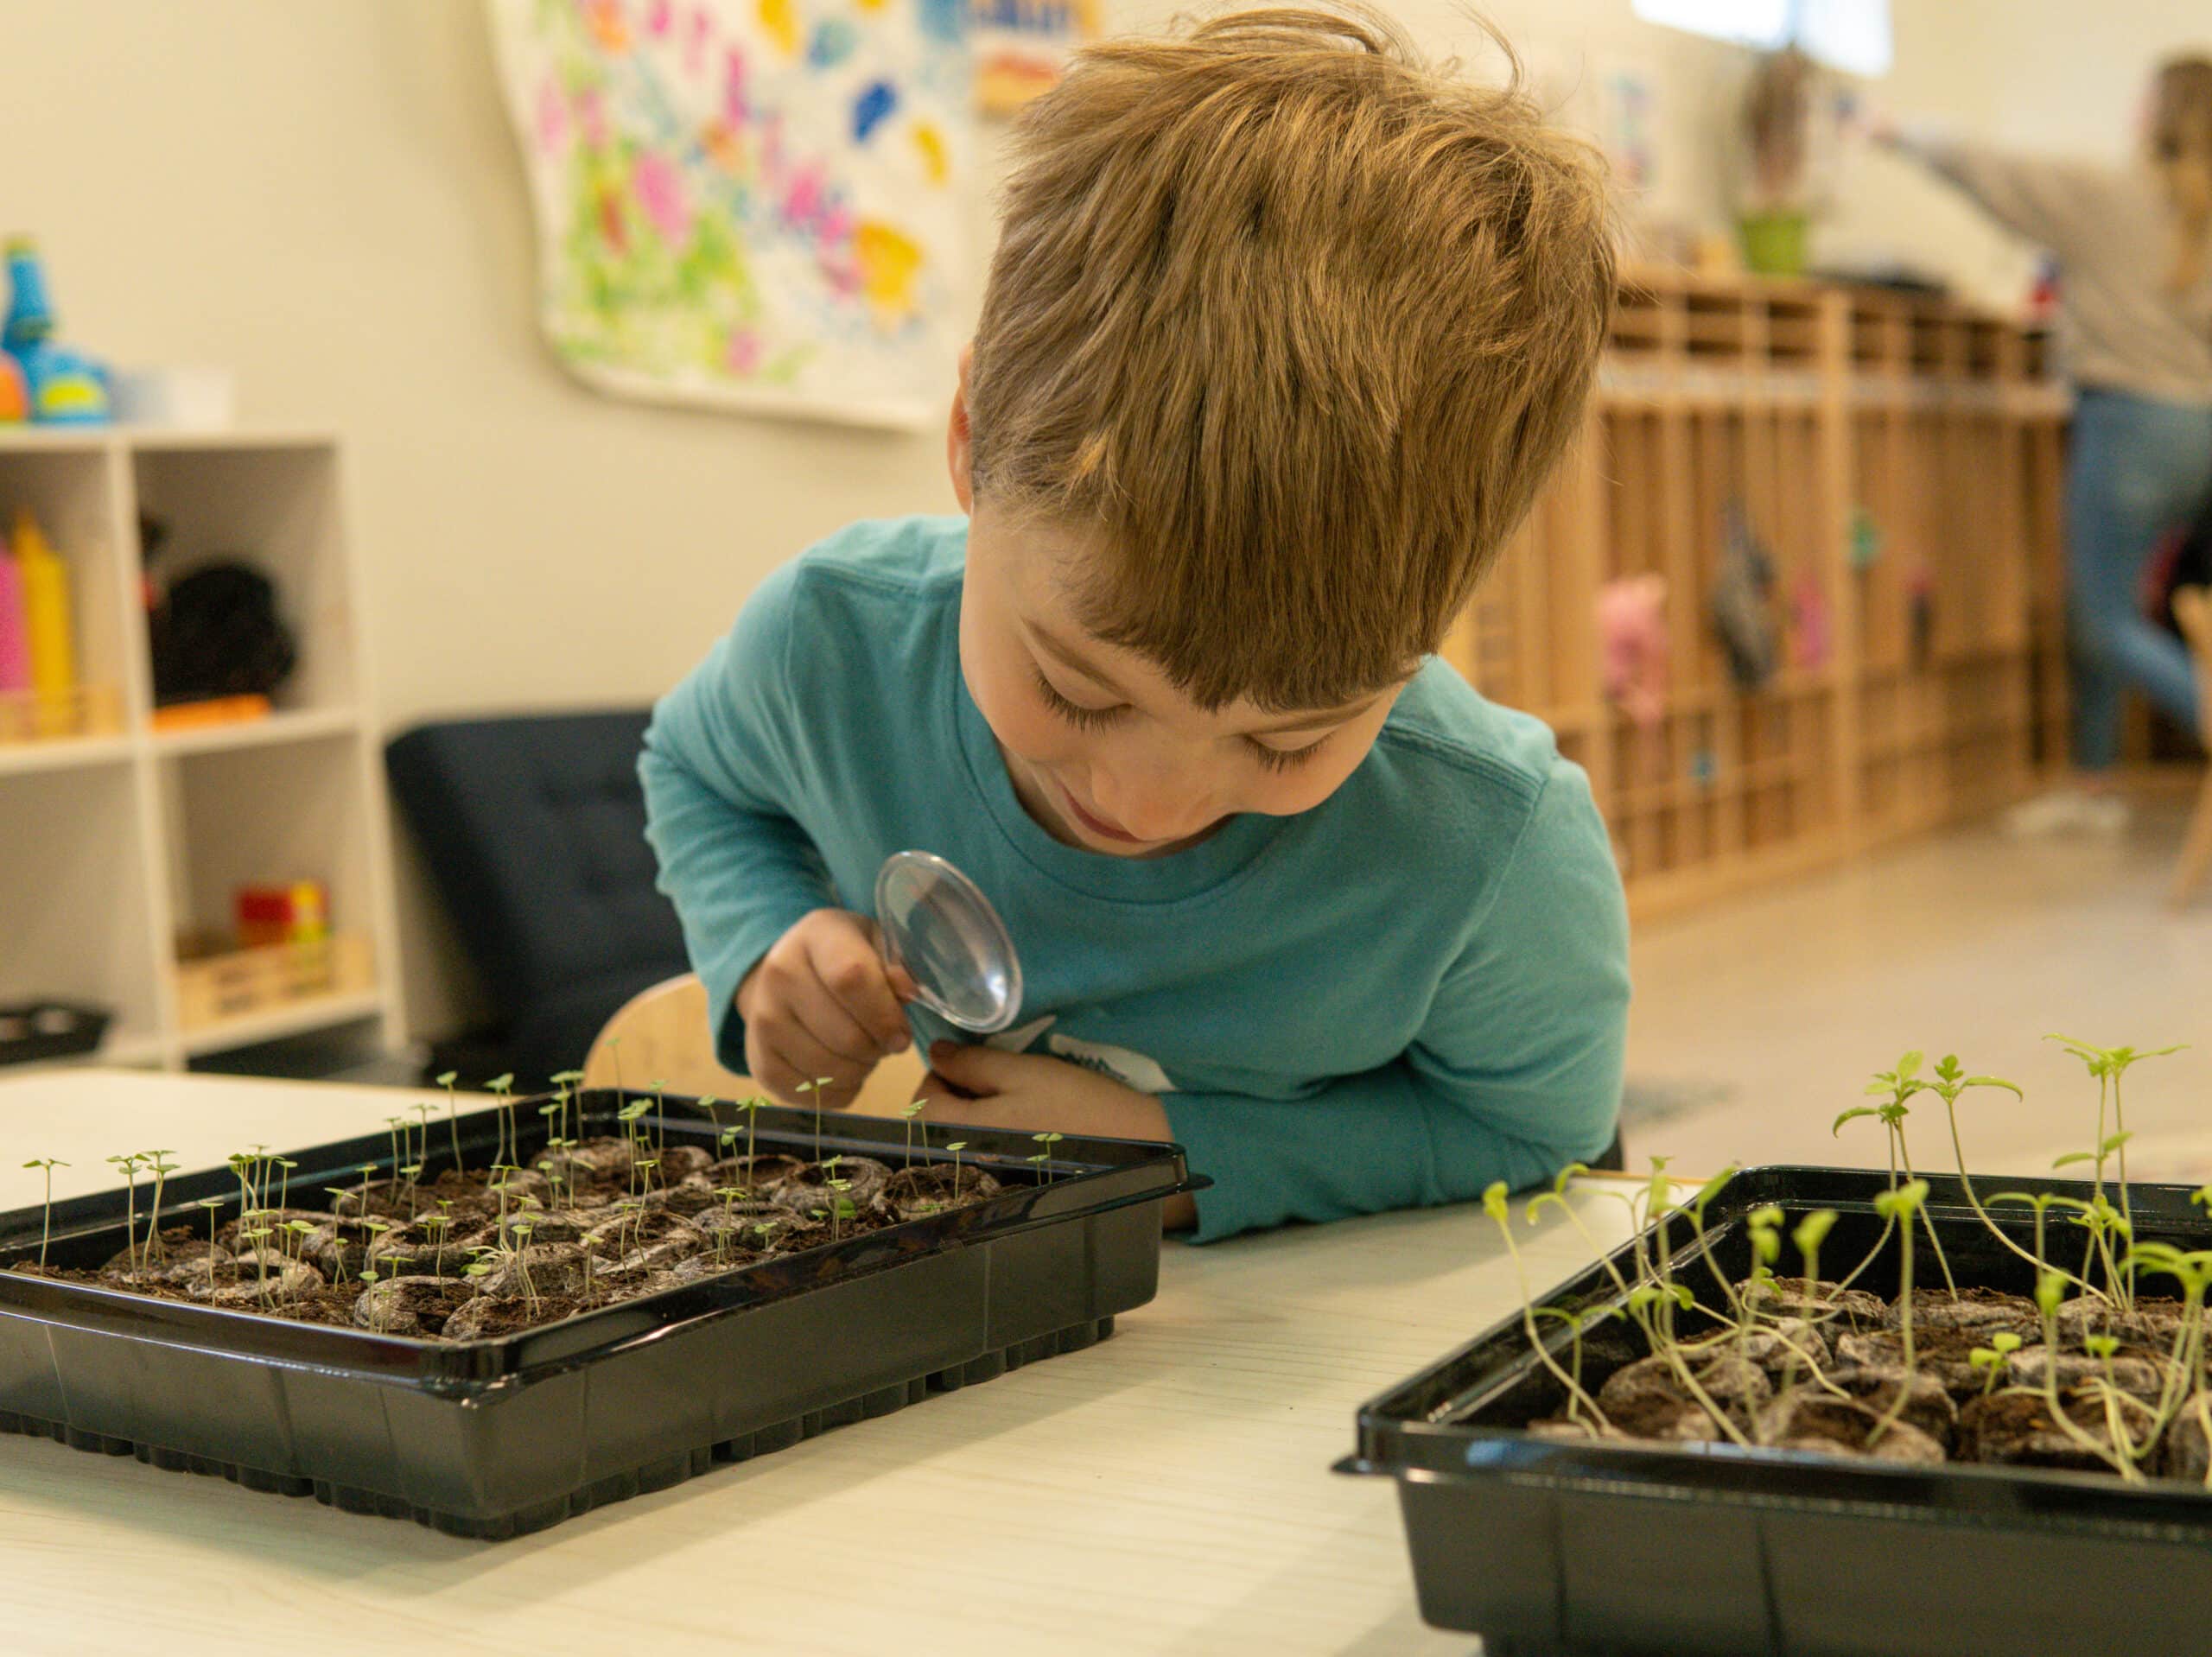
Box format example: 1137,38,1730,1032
949,353,1403,859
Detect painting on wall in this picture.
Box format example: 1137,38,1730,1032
972,0,1099,115
487,0,972,429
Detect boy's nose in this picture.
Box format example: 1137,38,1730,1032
1092,760,1217,842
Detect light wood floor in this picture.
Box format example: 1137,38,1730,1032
1625,789,2212,1189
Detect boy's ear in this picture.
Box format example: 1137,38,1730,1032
947,340,976,515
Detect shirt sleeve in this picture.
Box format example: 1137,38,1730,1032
1893,129,2108,263
639,561,837,1075
1158,765,1630,1244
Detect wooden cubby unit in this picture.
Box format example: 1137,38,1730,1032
1445,268,2066,919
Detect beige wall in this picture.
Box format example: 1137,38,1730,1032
0,1,974,1035
3,0,2201,1041
1820,0,2207,307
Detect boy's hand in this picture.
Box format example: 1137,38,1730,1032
736,909,919,1105
917,1043,1195,1229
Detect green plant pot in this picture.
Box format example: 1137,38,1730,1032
1738,210,1809,276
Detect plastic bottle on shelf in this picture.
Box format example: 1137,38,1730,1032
13,507,75,733
0,524,29,726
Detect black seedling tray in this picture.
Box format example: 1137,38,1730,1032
0,1000,111,1068
1340,1165,2212,1657
0,1090,1201,1540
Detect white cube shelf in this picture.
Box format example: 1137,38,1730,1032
0,429,400,1070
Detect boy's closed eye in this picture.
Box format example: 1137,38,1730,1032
1028,663,1332,771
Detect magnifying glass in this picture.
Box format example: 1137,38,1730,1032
874,849,1024,1036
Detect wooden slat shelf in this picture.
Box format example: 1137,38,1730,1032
1454,267,2060,916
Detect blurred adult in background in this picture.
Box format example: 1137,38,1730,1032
1882,57,2212,833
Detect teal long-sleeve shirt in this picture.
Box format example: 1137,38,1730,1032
639,516,1629,1243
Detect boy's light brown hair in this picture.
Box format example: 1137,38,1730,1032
968,3,1616,712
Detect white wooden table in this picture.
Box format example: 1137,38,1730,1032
0,1071,1630,1656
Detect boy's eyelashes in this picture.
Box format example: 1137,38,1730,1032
1028,666,1328,772
1031,666,1126,731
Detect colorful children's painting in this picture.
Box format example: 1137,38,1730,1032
487,0,970,429
972,0,1098,115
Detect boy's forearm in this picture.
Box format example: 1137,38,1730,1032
639,740,834,1070
1161,1058,1619,1245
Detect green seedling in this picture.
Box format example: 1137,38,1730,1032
282,1218,315,1266
510,1222,538,1313
649,1077,670,1156
487,1074,518,1170
195,1196,222,1267
140,1152,178,1266
1028,1131,1065,1182
1737,1203,1784,1367
1916,1054,2069,1283
1530,1305,1618,1432
536,1143,571,1209
1527,1164,1643,1305
740,1094,769,1182
20,1159,67,1272
900,1100,926,1170
1835,1053,1958,1297
2124,1241,2212,1453
423,1211,454,1276
1770,1208,1843,1409
1669,1165,1745,1317
240,1223,273,1308
2052,1190,2135,1314
2028,1266,2140,1478
1984,1188,2106,1309
710,1187,747,1264
2045,1036,2183,1237
437,1070,464,1174
383,1116,408,1202
1866,1178,1929,1446
1624,1278,1746,1444
1968,1330,2024,1395
795,1076,835,1164
1643,1157,1677,1330
551,1070,585,1144
1484,1182,1617,1432
618,1101,652,1193
945,1141,968,1202
616,1197,647,1257
105,1154,143,1273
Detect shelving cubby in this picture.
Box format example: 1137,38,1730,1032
1459,269,2063,919
0,429,400,1074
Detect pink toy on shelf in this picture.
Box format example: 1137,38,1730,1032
1791,568,1832,670
1597,574,1670,729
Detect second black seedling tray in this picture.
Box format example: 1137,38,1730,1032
0,1090,1199,1539
1342,1166,2212,1657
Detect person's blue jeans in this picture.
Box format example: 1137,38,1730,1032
2067,387,2212,771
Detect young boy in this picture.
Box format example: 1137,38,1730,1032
641,3,1626,1243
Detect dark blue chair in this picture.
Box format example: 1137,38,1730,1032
386,712,687,1084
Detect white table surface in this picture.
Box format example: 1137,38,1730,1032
0,1070,1632,1656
